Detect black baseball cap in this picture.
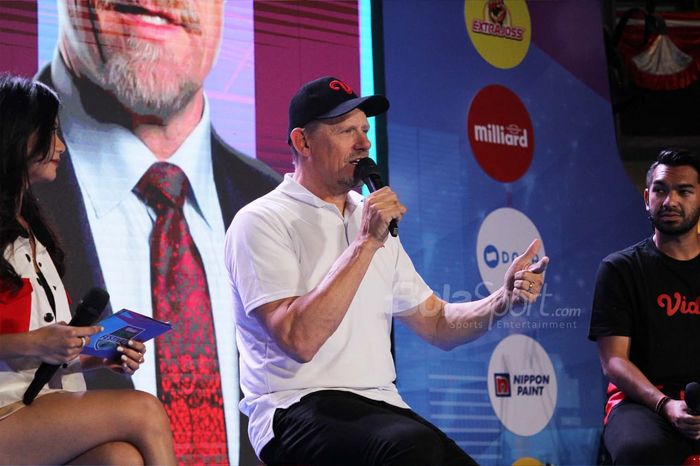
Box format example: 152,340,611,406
288,76,389,144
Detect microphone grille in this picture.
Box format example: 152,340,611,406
686,382,700,412
354,157,380,178
82,287,110,311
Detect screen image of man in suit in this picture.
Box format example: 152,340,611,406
33,1,280,464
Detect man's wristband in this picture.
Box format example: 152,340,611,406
655,395,671,415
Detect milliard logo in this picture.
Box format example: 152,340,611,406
488,335,557,436
473,123,529,148
465,0,531,69
467,84,534,183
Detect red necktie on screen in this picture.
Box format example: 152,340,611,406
134,162,229,465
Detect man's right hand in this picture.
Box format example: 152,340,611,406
663,399,700,440
360,187,406,245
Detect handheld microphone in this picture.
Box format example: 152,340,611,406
23,287,109,405
354,157,398,237
686,382,700,415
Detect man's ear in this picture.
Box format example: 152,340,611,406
644,187,650,211
290,127,310,156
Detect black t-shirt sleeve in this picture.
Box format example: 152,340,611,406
588,257,634,341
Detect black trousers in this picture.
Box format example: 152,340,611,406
604,399,699,465
259,390,479,466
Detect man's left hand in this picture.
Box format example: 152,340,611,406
504,239,549,305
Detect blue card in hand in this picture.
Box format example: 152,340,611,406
81,309,172,360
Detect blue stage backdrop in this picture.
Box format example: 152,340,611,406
383,1,650,464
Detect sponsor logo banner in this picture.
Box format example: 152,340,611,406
476,208,545,293
465,0,531,69
467,84,534,183
487,334,557,436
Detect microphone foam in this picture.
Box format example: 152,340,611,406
353,157,380,184
82,287,110,311
686,382,700,413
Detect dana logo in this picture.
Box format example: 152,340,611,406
483,244,534,270
476,208,545,293
483,245,499,268
471,0,526,41
473,123,529,148
467,85,534,183
494,373,511,397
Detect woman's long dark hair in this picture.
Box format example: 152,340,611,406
0,73,64,294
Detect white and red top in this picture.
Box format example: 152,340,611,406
0,236,85,409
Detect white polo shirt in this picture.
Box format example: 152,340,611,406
224,174,433,456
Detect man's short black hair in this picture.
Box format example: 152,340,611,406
646,148,700,187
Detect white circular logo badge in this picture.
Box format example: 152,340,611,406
476,207,545,293
487,334,557,436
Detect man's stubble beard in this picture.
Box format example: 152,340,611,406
99,37,200,120
650,205,700,236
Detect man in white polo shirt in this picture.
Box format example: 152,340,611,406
225,76,549,465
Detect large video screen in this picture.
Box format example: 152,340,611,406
1,1,367,464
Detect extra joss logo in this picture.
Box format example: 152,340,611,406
472,0,525,41
465,0,531,69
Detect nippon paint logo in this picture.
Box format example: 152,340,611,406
513,374,551,396
488,335,557,436
465,0,531,69
467,84,534,183
494,373,511,397
494,372,551,397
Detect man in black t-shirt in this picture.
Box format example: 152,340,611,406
589,148,700,464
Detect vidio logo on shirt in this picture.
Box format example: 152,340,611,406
657,292,700,316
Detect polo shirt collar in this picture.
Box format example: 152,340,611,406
279,174,362,217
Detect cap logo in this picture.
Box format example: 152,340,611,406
329,79,353,94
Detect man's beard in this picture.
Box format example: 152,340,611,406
339,173,362,192
87,0,204,120
99,37,199,120
649,205,700,236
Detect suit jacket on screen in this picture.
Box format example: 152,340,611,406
34,65,281,464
